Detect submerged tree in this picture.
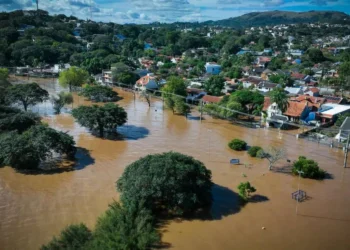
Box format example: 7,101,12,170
117,152,213,215
237,181,256,201
59,67,89,92
72,103,127,137
0,125,76,170
90,201,159,250
41,224,92,250
51,92,73,114
80,85,118,102
258,146,285,170
0,106,40,133
7,83,49,111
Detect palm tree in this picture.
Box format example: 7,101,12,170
269,88,289,113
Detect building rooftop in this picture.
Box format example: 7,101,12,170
202,95,222,103
319,104,350,118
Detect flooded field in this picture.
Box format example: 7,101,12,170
1,78,350,250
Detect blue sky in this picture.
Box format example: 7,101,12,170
0,0,349,24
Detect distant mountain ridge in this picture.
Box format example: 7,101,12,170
202,11,350,28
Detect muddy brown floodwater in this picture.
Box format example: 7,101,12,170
1,79,350,250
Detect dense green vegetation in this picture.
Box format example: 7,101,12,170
228,139,247,151
117,152,213,215
80,85,119,102
292,156,326,179
43,152,213,249
41,224,92,250
72,103,127,137
0,124,75,170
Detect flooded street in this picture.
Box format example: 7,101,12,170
1,78,350,250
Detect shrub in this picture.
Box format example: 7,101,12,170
116,152,213,215
256,149,265,159
248,146,262,157
228,139,247,151
292,156,326,179
41,223,92,250
237,182,256,201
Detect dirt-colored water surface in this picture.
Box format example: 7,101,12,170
1,79,350,250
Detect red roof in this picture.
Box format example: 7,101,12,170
202,95,222,103
136,75,157,86
283,101,307,117
290,95,325,104
291,72,306,80
258,56,271,63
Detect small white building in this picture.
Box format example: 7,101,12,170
53,63,71,73
102,70,113,85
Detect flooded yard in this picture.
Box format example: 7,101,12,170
1,78,350,250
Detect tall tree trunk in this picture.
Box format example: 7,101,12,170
99,125,104,138
69,84,72,92
23,102,28,111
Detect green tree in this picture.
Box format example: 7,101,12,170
50,92,73,114
72,103,127,137
80,85,118,102
237,182,256,201
230,89,264,114
204,75,225,96
269,88,289,113
59,67,89,92
228,139,247,151
41,224,92,250
0,125,76,170
292,156,326,179
0,68,11,104
116,152,213,215
173,97,189,115
7,82,49,111
335,112,350,127
162,76,187,97
0,106,40,133
164,96,175,113
307,48,325,64
90,202,159,250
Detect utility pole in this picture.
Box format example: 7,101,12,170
295,170,304,215
36,0,39,11
343,133,350,168
200,100,203,122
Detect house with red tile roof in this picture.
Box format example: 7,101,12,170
202,95,223,104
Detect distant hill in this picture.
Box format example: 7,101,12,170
202,11,350,28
